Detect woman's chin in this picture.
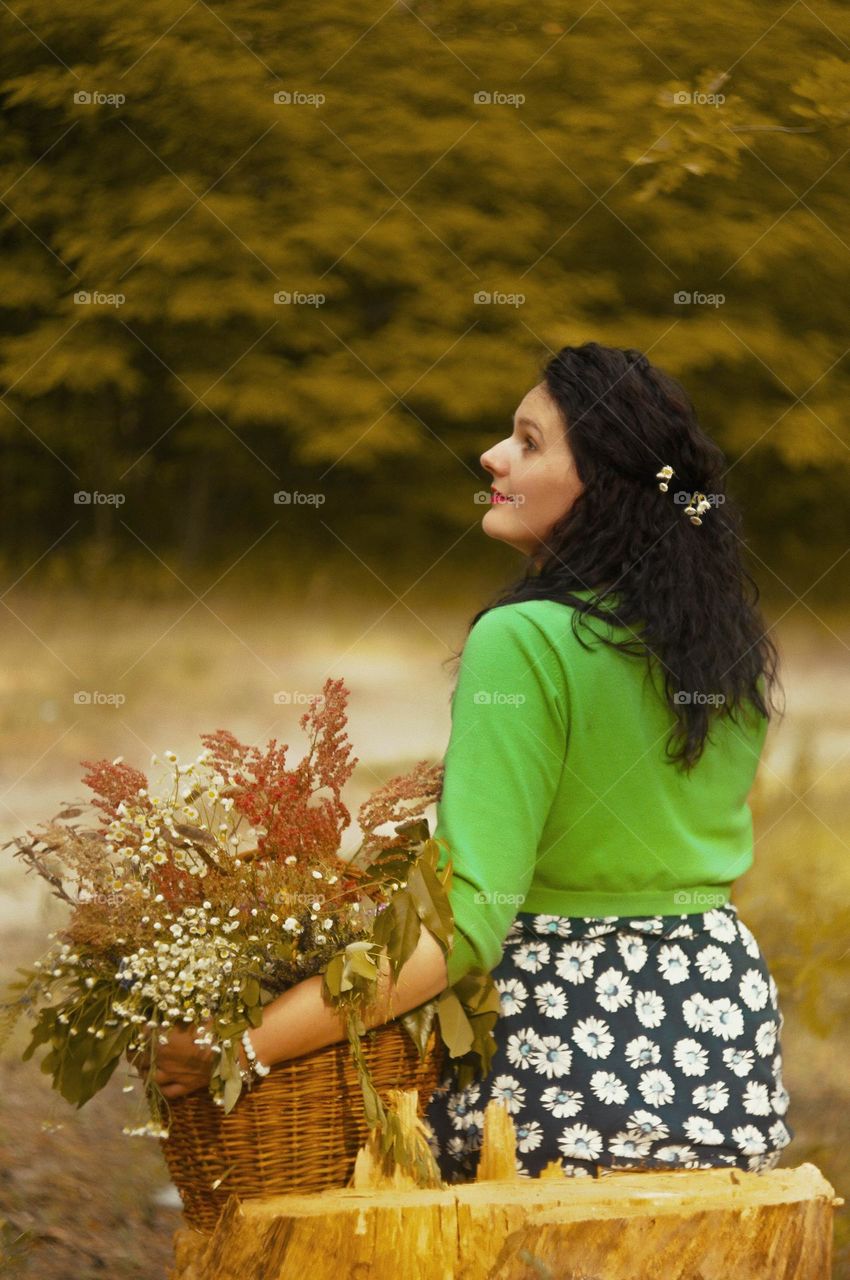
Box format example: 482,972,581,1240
481,510,532,555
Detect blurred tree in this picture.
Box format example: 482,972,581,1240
0,0,848,591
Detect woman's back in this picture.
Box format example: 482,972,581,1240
432,594,770,987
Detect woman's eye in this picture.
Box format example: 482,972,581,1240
523,437,537,452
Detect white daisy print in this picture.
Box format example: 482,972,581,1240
692,1081,730,1114
682,992,714,1033
769,1119,792,1148
707,997,744,1041
534,981,568,1019
595,966,633,1011
770,1084,790,1116
748,1151,779,1172
447,1135,467,1159
585,920,618,938
513,941,551,974
739,969,769,1011
529,1035,573,1079
447,1084,481,1125
742,1081,772,1116
495,977,527,1017
490,1075,526,1115
515,1119,544,1153
634,990,666,1028
737,919,761,958
755,1020,778,1058
505,1028,542,1071
540,1086,583,1119
667,921,695,940
672,1038,709,1077
638,1068,675,1107
572,1016,614,1059
654,1144,697,1164
695,944,732,983
532,915,572,938
624,1035,661,1070
722,1047,754,1077
555,942,596,985
732,1124,767,1156
558,1123,603,1161
657,944,690,985
616,935,648,972
590,1071,628,1106
609,1133,653,1159
704,909,738,943
625,1109,669,1141
684,1115,724,1144
628,917,663,933
460,1112,485,1147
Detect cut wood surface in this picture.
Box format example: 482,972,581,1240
168,1092,841,1280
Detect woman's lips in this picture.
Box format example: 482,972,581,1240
491,489,515,503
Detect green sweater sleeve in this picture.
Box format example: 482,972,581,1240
433,604,568,986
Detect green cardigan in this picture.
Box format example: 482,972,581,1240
433,593,769,987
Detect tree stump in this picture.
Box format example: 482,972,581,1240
169,1092,841,1280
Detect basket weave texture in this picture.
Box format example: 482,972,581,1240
159,1020,444,1232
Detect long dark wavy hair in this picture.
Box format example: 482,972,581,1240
446,341,784,773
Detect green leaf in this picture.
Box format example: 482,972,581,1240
435,988,474,1057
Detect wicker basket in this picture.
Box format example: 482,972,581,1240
158,1020,445,1232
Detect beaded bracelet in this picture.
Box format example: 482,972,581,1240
241,1027,271,1079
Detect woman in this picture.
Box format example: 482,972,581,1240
146,341,792,1181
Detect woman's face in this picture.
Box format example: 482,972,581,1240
479,382,584,557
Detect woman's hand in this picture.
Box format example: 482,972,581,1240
128,1022,216,1100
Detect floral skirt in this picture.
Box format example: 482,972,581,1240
424,904,793,1181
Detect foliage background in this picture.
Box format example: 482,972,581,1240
1,1,849,1275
